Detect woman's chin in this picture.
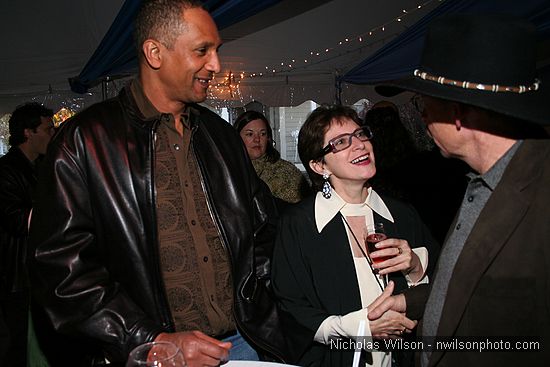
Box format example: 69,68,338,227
250,152,266,160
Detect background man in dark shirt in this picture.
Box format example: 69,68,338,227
0,102,54,366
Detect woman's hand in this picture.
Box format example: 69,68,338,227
367,281,417,338
369,238,423,281
369,309,417,338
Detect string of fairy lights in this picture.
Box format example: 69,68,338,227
207,0,443,102
0,0,444,143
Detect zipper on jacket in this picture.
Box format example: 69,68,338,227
191,132,231,258
149,118,175,333
191,129,286,363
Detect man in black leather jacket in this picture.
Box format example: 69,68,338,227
0,102,54,366
27,1,287,366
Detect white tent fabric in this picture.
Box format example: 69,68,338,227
0,0,437,114
212,0,440,107
0,0,124,114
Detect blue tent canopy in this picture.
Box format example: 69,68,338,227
340,0,550,86
69,0,283,93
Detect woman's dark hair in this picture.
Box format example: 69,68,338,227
233,110,280,163
362,105,418,199
298,104,363,191
8,102,53,146
363,106,417,173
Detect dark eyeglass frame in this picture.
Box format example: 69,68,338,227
320,126,374,157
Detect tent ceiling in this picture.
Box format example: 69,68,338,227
0,0,124,114
341,0,550,86
0,0,440,114
0,0,124,95
213,0,441,107
219,0,333,41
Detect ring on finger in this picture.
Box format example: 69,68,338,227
398,247,403,255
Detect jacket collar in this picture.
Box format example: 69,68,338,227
123,79,162,126
127,79,201,129
314,187,394,233
8,146,34,165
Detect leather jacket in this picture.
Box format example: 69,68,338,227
28,85,287,365
0,147,35,295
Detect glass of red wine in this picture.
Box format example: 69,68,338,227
365,223,390,287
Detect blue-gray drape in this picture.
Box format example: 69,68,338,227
340,0,550,85
70,0,283,93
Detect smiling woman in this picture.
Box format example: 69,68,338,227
271,104,440,367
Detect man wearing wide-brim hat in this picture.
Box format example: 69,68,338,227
368,14,550,367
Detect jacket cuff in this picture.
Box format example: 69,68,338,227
123,320,166,360
403,284,430,320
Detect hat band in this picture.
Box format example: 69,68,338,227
413,69,540,94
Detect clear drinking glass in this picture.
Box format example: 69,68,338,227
126,341,186,367
365,222,390,287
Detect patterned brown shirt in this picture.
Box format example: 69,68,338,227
131,81,235,336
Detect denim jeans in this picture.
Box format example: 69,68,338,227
222,329,259,361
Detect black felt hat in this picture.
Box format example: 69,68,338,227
376,14,549,125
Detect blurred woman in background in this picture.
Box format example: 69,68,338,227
234,111,310,204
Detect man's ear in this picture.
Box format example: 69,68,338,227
309,160,325,176
454,118,462,131
142,39,163,69
23,128,33,140
452,102,465,130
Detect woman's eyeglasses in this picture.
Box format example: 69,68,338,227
320,126,373,156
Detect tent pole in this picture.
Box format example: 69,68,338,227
101,80,107,101
101,76,112,101
334,71,342,105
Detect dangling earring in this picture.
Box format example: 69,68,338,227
322,172,332,199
